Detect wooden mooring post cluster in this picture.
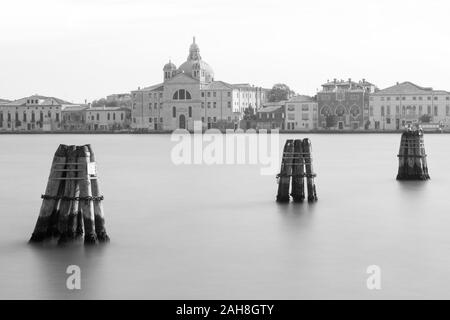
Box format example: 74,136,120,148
396,125,430,181
276,139,318,203
29,144,109,245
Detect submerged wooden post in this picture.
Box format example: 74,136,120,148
29,144,108,245
291,139,305,202
87,144,109,242
276,139,294,202
58,145,78,244
302,138,318,202
30,144,68,243
396,125,430,180
77,146,98,244
276,138,318,203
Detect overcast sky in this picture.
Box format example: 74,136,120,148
1,0,449,103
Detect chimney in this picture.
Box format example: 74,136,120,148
333,78,337,83
348,78,351,83
362,78,366,83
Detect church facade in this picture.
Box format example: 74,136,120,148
131,38,268,131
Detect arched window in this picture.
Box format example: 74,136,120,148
321,106,331,116
350,105,360,117
335,105,346,117
173,89,192,100
188,106,192,118
172,106,176,118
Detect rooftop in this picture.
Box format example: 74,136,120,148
373,81,450,95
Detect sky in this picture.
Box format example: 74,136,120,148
1,0,450,103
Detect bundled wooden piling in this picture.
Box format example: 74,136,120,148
276,140,294,203
29,144,109,245
87,144,109,243
396,125,430,180
276,138,318,203
302,138,318,202
291,140,305,202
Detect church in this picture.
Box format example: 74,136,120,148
131,38,268,131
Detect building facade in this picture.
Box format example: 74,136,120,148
284,95,318,131
369,82,450,130
85,106,131,130
0,95,66,131
131,38,267,131
256,102,285,130
317,79,377,130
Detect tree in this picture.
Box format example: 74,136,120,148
268,84,295,102
243,106,256,120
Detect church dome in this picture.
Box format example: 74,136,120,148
178,59,214,77
178,37,214,81
163,60,176,71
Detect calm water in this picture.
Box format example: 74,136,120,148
1,133,450,299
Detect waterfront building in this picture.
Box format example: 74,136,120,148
369,81,450,130
284,95,318,131
0,95,67,131
85,106,131,131
61,105,88,131
256,102,285,130
317,78,377,130
131,37,268,131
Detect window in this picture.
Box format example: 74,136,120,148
149,118,152,123
23,112,26,122
113,113,116,121
188,106,192,118
207,92,211,97
213,117,217,123
201,102,204,108
96,113,99,121
172,106,176,118
173,89,192,100
55,113,59,122
446,106,450,116
227,102,231,108
121,113,124,120
213,102,216,108
107,113,110,120
201,92,205,98
213,92,216,98
381,106,385,117
207,102,211,108
434,106,438,116
227,92,231,97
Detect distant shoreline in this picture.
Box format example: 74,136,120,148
0,130,448,135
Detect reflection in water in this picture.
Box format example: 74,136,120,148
26,243,109,299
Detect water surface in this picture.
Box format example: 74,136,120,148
1,133,450,299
